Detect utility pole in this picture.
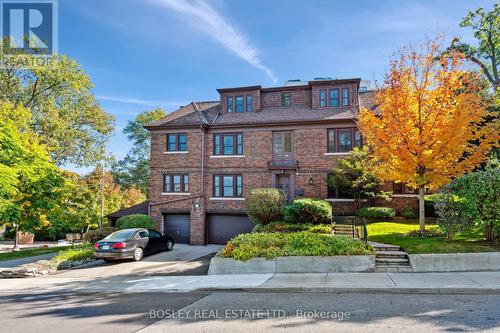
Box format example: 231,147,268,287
99,163,105,229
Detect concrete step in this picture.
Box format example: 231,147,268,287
373,246,401,252
376,250,408,257
376,258,410,265
374,266,413,273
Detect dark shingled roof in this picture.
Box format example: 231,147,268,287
145,91,379,129
359,90,379,112
145,101,219,128
106,201,149,219
212,105,357,126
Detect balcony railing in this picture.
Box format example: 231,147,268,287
268,158,299,169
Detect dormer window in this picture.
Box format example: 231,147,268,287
227,96,233,113
235,96,244,113
246,95,253,112
342,88,349,106
319,90,327,107
281,92,291,107
329,89,339,107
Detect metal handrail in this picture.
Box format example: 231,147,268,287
332,216,368,242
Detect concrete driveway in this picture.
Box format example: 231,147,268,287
50,244,222,279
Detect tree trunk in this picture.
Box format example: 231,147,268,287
418,185,426,232
13,224,20,252
484,224,494,242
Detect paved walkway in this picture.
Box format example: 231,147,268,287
1,271,499,294
0,253,59,269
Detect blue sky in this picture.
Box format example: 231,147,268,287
60,0,495,173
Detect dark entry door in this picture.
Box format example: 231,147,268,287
273,132,293,166
163,214,190,244
207,214,254,245
276,174,291,202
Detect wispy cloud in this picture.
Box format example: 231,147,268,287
148,0,277,82
96,95,185,107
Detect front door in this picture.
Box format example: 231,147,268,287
276,174,291,202
273,132,293,166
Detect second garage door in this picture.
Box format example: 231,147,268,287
163,213,190,244
207,214,254,245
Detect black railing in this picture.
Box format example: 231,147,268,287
332,216,368,242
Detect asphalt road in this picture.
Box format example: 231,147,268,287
1,291,498,333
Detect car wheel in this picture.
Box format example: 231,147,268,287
133,247,144,261
166,240,174,251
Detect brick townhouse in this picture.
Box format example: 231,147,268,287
145,78,419,245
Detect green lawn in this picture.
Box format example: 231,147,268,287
367,221,500,254
0,246,71,261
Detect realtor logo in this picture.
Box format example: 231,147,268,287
1,0,57,56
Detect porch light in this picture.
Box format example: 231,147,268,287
308,176,314,185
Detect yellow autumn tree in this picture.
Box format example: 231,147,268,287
358,40,499,231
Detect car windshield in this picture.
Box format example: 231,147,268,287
103,230,136,241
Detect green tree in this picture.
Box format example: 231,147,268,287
0,103,63,244
0,55,115,166
450,4,499,90
46,171,100,239
111,108,166,194
328,147,388,209
445,166,500,241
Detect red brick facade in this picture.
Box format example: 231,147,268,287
147,79,418,245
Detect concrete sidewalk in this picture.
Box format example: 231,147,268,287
1,271,499,294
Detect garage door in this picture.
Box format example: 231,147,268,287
163,214,190,244
207,214,254,245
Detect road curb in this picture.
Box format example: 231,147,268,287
195,286,500,294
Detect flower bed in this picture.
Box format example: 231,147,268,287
220,232,374,261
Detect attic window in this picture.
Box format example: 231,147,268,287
235,96,244,113
281,92,291,107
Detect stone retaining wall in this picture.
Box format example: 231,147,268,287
409,252,500,272
208,255,375,275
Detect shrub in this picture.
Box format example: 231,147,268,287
252,221,332,234
83,227,117,243
444,167,500,241
51,244,94,269
245,188,285,225
283,198,332,224
401,205,418,219
434,192,473,241
116,214,156,230
356,207,395,218
405,229,444,238
221,232,374,261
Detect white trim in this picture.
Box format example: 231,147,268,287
324,152,351,156
392,194,419,198
325,198,368,202
210,155,245,158
161,192,191,196
164,151,188,154
209,197,245,201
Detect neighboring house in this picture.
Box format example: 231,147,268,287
145,78,418,245
106,201,150,227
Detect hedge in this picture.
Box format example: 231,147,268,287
116,214,156,230
283,198,332,224
221,232,374,261
356,207,395,218
83,227,117,243
252,221,332,234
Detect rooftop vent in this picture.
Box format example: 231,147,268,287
284,79,307,87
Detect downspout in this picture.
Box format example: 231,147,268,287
200,125,206,194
